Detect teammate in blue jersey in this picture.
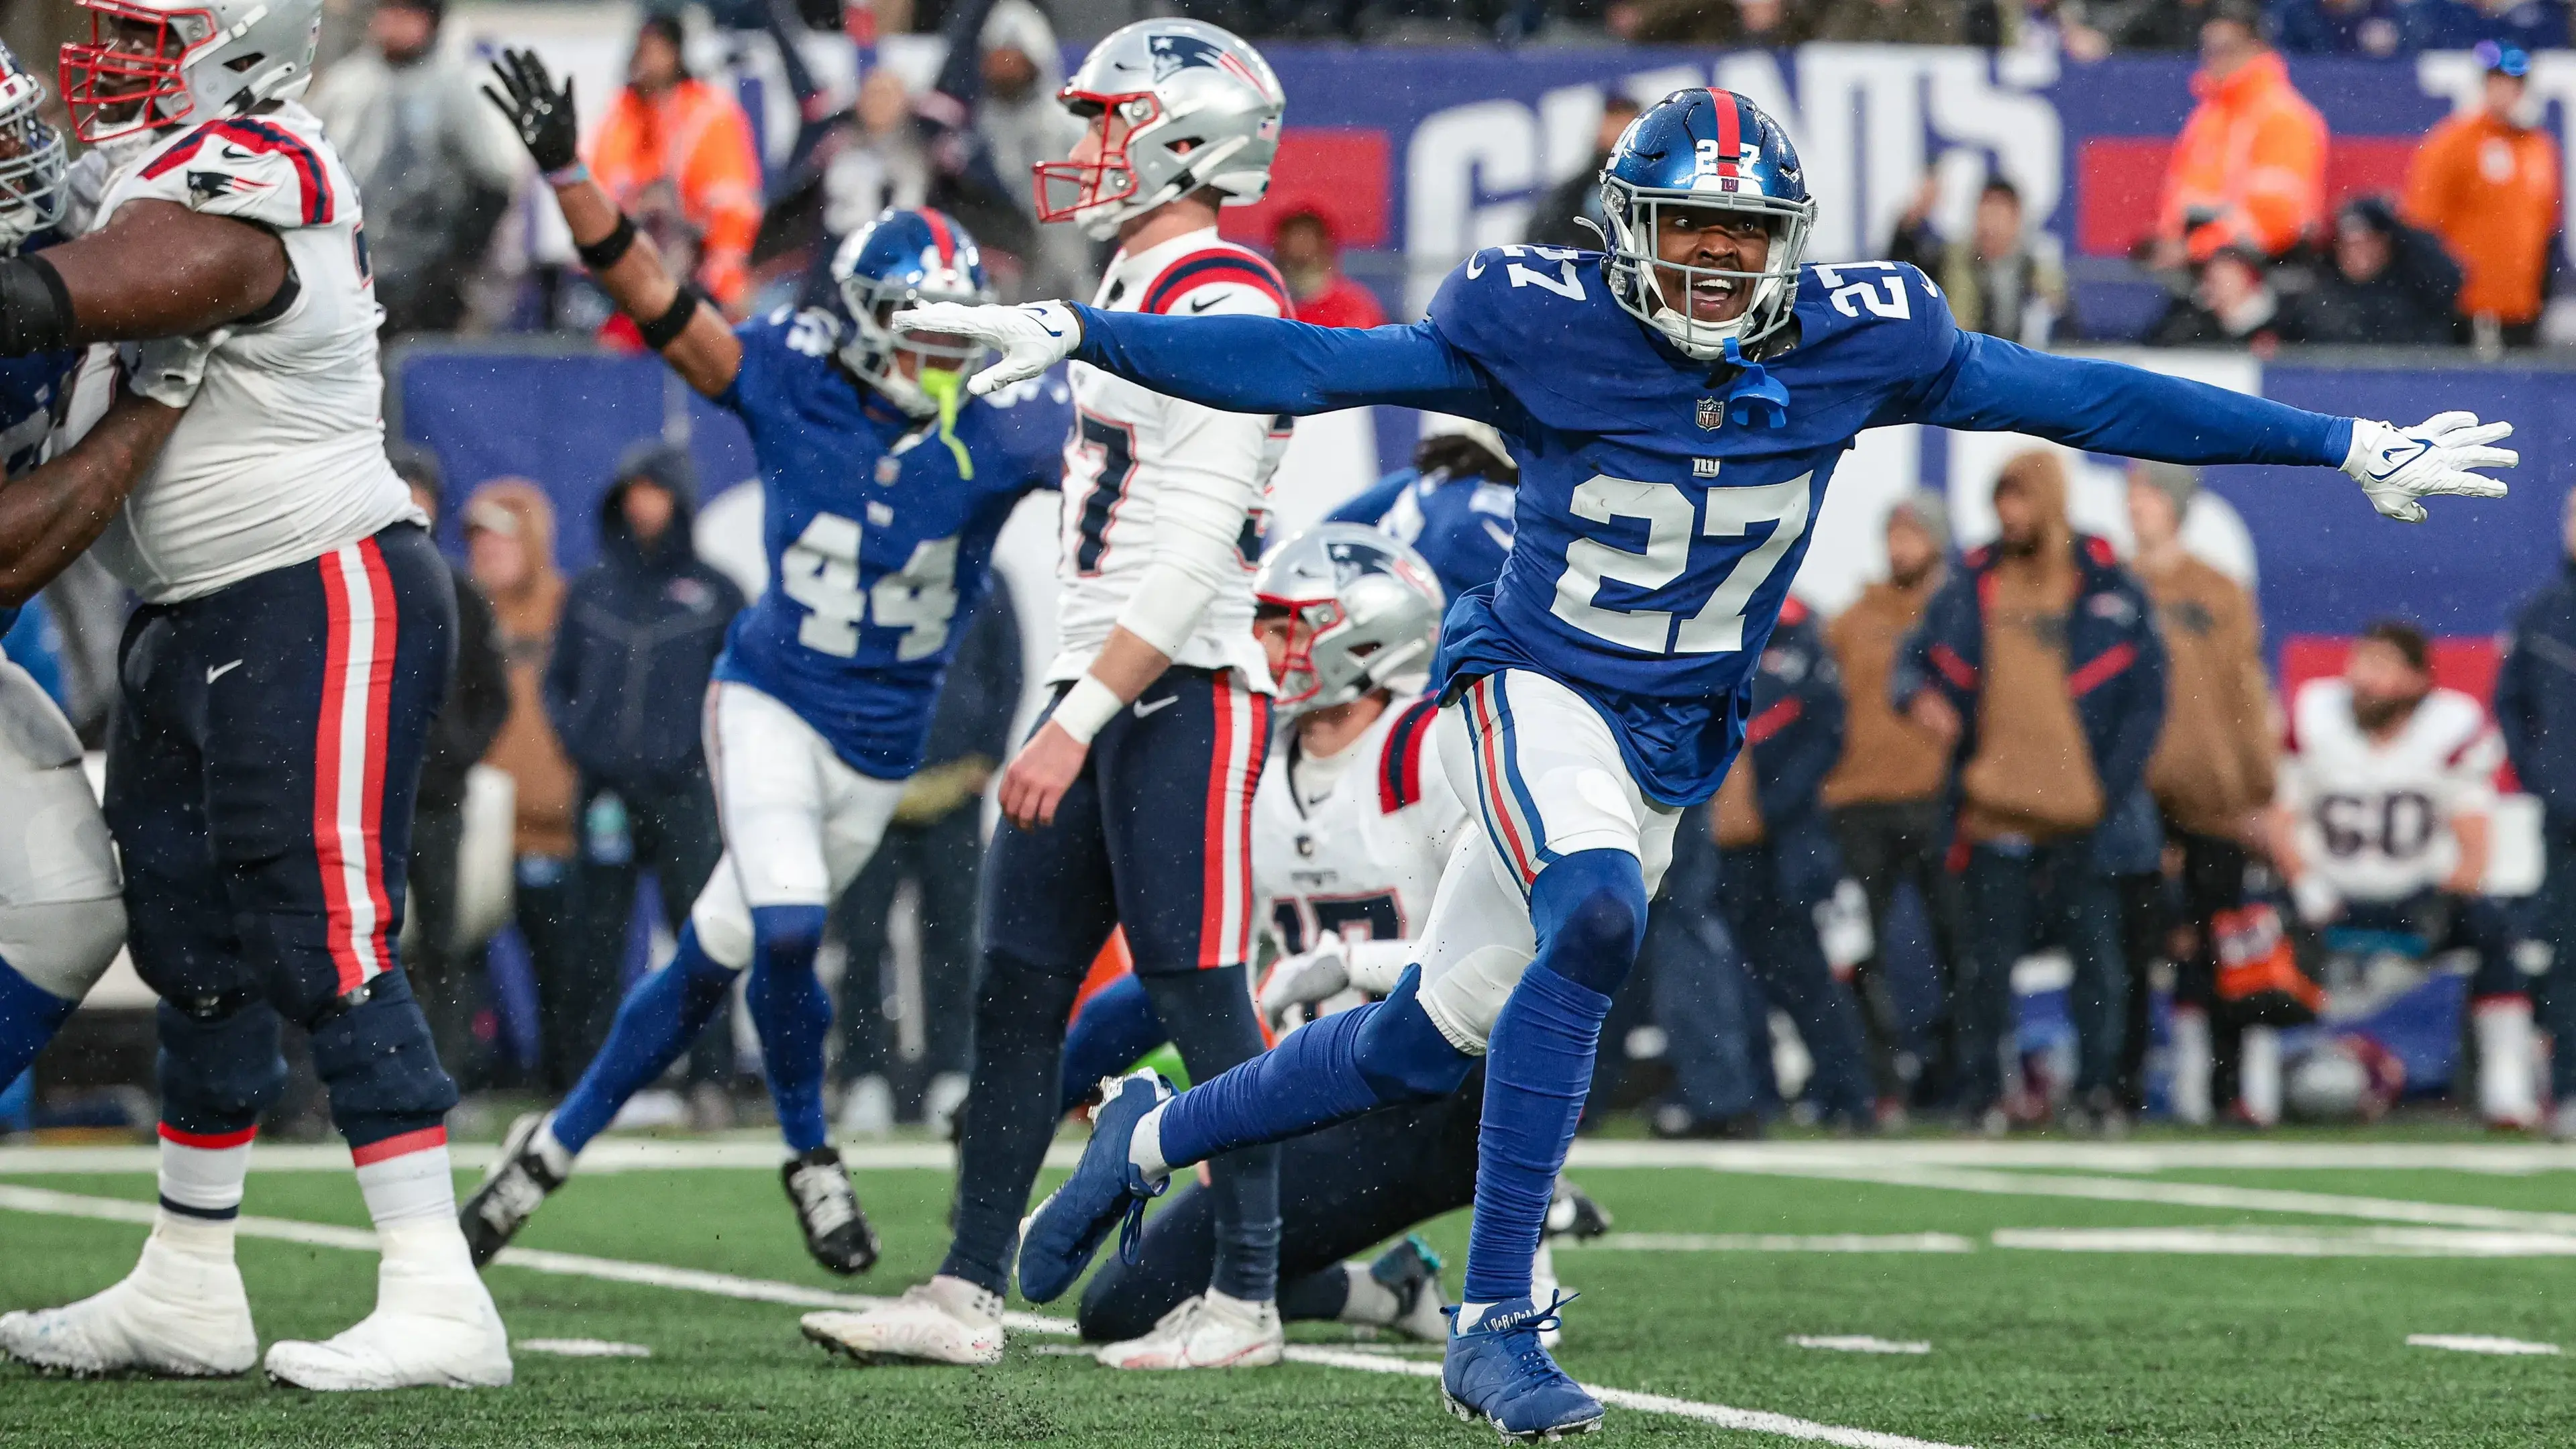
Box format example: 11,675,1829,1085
1326,421,1517,602
466,50,1069,1278
904,86,2513,1439
0,42,221,1110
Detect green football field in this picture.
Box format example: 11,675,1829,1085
3,1131,2573,1448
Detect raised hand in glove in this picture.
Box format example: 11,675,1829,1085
1256,936,1352,1031
893,301,1081,396
2343,411,2515,523
483,48,582,176
120,329,229,410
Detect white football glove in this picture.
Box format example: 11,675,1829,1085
120,328,229,410
2341,411,2515,523
891,300,1081,396
2290,873,2344,929
1256,936,1351,1031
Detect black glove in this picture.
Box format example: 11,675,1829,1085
484,48,581,175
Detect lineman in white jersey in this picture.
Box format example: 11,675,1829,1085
802,17,1292,1373
0,0,509,1391
2269,620,2531,1124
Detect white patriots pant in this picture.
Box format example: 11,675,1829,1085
1415,669,1680,1053
688,681,909,971
0,656,124,1000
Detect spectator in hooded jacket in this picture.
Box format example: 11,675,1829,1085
544,442,745,1115
2124,462,2276,1122
1706,598,1875,1128
2153,9,2327,266
1896,451,2167,1134
391,446,512,1081
466,479,584,1089
588,13,765,313
2491,488,2576,1140
2406,43,2563,347
1825,492,1972,1112
2295,198,2463,347
970,0,1090,300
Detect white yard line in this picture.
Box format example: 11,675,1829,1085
517,1338,652,1358
1788,1336,1931,1355
0,1185,1974,1449
1734,1163,2576,1234
1994,1226,2576,1257
2406,1334,2563,1356
1566,1232,1976,1254
10,1138,2576,1177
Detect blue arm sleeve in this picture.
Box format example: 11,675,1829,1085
1069,308,1509,424
1325,471,1415,527
1909,332,2354,468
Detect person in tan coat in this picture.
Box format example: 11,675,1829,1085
2123,463,2277,1122
464,480,586,1091
1823,492,1972,1115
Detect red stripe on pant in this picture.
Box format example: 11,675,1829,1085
1470,680,1540,885
350,1124,447,1166
1236,694,1269,965
159,1122,258,1150
313,540,398,996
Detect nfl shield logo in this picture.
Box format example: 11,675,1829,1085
875,455,902,484
1695,396,1725,431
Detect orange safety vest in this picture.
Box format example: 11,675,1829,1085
2404,109,2561,326
2157,52,2328,262
587,78,763,309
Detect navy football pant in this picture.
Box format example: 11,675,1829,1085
944,666,1281,1303
107,525,457,1150
1077,1077,1481,1343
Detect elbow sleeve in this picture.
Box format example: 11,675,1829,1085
0,255,71,356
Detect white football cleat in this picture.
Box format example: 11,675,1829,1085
0,1226,258,1378
1095,1291,1283,1371
262,1222,511,1390
801,1277,1004,1366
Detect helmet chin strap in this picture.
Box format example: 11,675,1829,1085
1078,133,1254,240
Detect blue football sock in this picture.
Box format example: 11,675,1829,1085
0,954,79,1090
1059,973,1165,1116
1158,967,1471,1169
1464,850,1643,1305
745,905,833,1154
552,924,739,1155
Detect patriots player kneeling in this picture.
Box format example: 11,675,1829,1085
464,52,1069,1277
907,86,2514,1440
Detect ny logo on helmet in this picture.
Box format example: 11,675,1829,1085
1692,138,1762,191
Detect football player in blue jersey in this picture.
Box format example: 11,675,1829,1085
464,51,1071,1278
1326,420,1517,604
903,86,2514,1439
0,42,220,1108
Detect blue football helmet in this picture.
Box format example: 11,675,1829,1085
1598,88,1814,360
830,207,997,418
0,42,65,250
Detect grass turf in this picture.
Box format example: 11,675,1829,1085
3,1148,2573,1447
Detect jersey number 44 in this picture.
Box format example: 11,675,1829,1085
781,514,961,663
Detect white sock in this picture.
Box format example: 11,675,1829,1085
1336,1261,1401,1326
1454,1300,1497,1332
531,1115,576,1179
1128,1102,1171,1180
2167,1007,2212,1125
2476,996,2538,1124
2240,1025,2282,1126
156,1122,254,1250
354,1126,458,1230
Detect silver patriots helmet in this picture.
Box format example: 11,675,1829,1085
60,0,323,144
1254,523,1444,718
0,44,66,248
1034,19,1283,241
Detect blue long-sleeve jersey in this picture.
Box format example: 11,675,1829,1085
1069,249,2348,806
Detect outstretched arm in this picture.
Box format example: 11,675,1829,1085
486,50,741,397
0,202,285,354
1911,332,2512,522
894,300,1510,424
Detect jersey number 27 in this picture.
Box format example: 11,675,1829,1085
781,513,959,662
1552,472,1813,655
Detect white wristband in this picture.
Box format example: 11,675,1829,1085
1051,674,1123,746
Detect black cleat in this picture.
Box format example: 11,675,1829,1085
460,1112,566,1269
783,1146,880,1275
1546,1177,1612,1241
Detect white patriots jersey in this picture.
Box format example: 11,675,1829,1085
83,103,418,602
1254,698,1466,960
1051,227,1288,686
2279,680,2499,903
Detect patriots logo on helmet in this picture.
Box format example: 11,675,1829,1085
1146,32,1226,79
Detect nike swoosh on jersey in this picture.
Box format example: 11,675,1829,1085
1132,695,1179,718
1187,294,1227,313
206,659,244,684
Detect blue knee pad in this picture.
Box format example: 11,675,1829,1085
155,998,288,1137
1531,849,1649,997
1353,967,1476,1099
307,969,460,1144
747,904,833,1153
